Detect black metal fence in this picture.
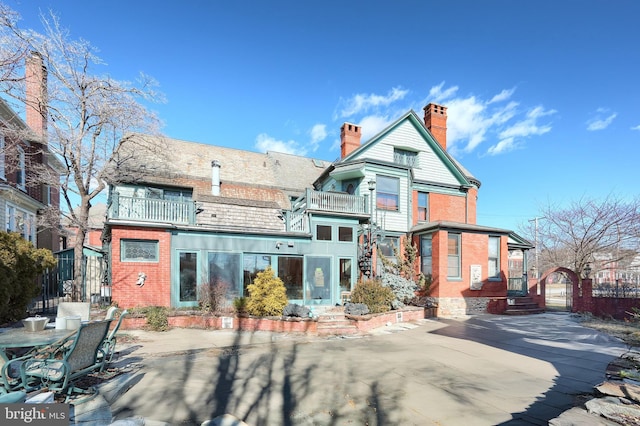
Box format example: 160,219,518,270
29,254,109,315
592,281,640,298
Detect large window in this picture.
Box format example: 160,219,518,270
243,254,271,296
278,256,303,299
417,192,428,221
447,233,461,279
179,252,198,302
376,175,399,211
209,252,242,300
394,148,418,167
488,236,500,279
421,235,432,276
121,239,159,262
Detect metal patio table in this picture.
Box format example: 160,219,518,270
0,328,74,360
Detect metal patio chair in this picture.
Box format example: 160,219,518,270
19,320,112,400
100,309,128,365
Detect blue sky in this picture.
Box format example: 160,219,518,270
7,0,640,235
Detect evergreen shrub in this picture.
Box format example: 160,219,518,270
381,273,418,309
350,279,394,314
0,232,56,324
246,267,288,316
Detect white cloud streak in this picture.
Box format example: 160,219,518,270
335,87,409,119
587,108,617,131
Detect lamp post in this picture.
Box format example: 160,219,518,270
584,263,592,279
367,179,376,276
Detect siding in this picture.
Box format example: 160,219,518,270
365,121,460,186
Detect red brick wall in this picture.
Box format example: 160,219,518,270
430,231,507,298
110,226,172,309
466,187,478,225
429,193,467,223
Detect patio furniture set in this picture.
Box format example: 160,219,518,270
0,303,128,402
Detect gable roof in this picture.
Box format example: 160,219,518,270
319,110,480,189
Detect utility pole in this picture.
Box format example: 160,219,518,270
529,217,544,279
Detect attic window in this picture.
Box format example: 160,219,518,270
394,148,418,168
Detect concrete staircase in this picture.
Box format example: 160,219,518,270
316,311,359,336
504,296,545,315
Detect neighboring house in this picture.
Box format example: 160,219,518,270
0,53,62,253
104,103,533,317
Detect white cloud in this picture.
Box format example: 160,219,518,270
487,137,519,156
632,124,640,131
428,82,459,103
488,88,516,104
307,123,328,152
427,83,554,156
335,87,409,119
587,108,617,131
255,133,306,156
328,81,555,157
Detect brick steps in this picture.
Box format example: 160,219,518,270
504,296,545,315
316,312,359,336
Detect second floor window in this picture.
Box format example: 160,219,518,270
17,146,25,190
417,192,428,221
0,133,5,180
376,175,399,211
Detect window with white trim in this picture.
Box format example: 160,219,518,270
6,204,36,243
376,175,399,211
0,132,5,180
417,192,428,221
447,233,461,279
394,148,418,167
488,236,500,279
16,146,25,190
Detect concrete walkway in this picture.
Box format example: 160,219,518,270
73,312,628,425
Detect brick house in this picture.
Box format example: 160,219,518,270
103,103,533,317
0,53,62,253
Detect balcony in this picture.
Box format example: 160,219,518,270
108,194,196,225
286,189,368,232
292,189,368,215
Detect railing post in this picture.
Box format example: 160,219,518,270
111,192,119,219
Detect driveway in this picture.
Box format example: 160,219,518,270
110,312,627,425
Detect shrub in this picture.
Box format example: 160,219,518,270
381,273,417,309
283,303,311,318
246,267,288,316
198,279,230,314
140,306,169,331
0,232,56,324
233,297,248,314
344,302,369,316
350,279,394,314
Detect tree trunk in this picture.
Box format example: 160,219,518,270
72,199,90,302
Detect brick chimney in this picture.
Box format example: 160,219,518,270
424,103,447,150
25,51,48,142
340,122,361,158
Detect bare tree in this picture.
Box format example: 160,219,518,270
0,4,165,300
521,195,640,280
